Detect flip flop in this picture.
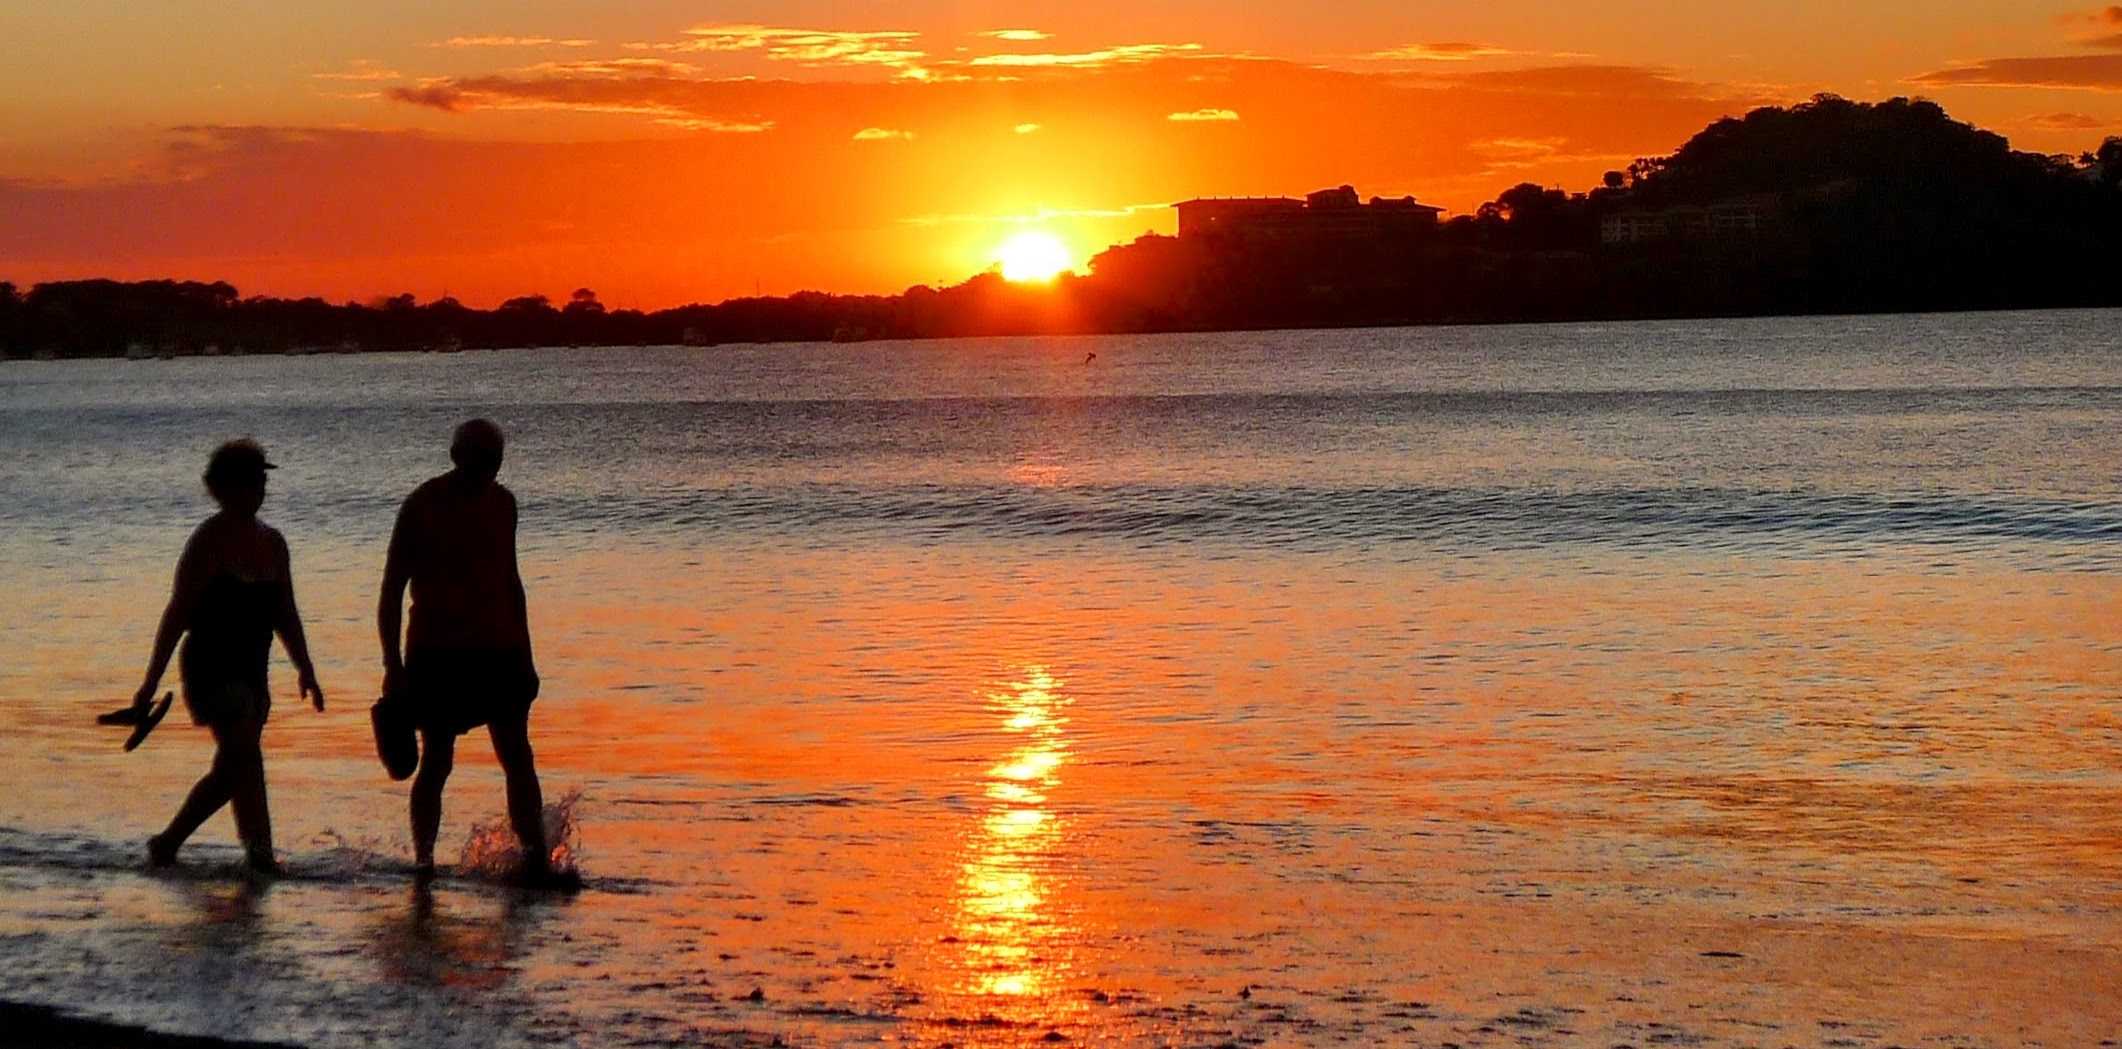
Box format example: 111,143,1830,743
119,692,174,752
371,696,419,780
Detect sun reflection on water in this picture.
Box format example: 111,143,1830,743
952,666,1073,1000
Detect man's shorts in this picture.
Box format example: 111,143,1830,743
403,647,539,737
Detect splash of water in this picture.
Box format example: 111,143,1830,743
456,788,583,882
307,828,405,876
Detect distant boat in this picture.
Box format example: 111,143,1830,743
831,325,869,343
433,337,464,354
124,343,152,360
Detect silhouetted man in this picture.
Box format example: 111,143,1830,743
379,419,548,881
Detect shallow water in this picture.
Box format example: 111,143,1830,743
2,313,2119,1046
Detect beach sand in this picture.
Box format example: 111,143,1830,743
2,1002,301,1049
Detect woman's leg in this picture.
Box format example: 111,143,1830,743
410,728,456,872
219,715,275,871
153,718,254,860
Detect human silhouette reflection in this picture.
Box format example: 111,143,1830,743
128,439,325,874
373,881,534,990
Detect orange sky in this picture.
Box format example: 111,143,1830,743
2,1,2119,307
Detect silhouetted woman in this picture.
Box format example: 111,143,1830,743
130,439,324,873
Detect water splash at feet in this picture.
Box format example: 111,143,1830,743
456,789,583,885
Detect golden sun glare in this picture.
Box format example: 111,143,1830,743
995,231,1073,282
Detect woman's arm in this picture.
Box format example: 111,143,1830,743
134,528,209,708
271,531,324,711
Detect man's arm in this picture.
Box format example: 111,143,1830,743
507,490,533,655
378,498,415,692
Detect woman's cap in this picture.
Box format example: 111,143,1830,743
204,438,277,482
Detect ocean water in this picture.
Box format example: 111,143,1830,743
0,312,2118,1047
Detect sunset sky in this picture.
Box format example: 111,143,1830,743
3,1,2120,307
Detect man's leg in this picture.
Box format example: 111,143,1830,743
410,728,456,873
488,713,548,874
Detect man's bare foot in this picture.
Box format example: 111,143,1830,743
513,860,580,892
146,834,178,868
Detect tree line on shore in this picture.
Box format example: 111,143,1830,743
5,95,2119,359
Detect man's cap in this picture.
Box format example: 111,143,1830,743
204,438,277,482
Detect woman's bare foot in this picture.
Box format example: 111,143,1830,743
146,834,178,868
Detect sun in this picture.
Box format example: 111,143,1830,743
996,231,1073,282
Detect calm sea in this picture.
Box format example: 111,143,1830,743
1,312,2118,1047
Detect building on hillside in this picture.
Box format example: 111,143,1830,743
1175,185,1444,243
1601,194,1780,245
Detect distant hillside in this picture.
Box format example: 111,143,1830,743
4,96,2119,356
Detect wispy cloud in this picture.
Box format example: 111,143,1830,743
385,60,771,130
901,203,1169,227
646,24,924,70
2026,111,2109,129
970,43,1200,68
311,59,402,82
1167,107,1239,122
1364,42,1514,62
2058,5,2122,27
852,127,914,141
1014,122,1042,134
434,36,595,48
1912,54,2122,90
661,117,775,133
982,29,1050,42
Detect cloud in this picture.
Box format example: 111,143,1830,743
982,30,1050,42
389,84,468,111
435,36,594,48
1423,64,1719,99
2059,5,2122,26
1014,122,1042,134
386,60,772,128
311,60,401,82
661,118,775,133
969,43,1200,68
901,203,1170,227
852,127,914,141
1471,136,1567,163
1364,42,1514,62
650,24,924,70
1912,54,2122,90
1168,108,1239,122
2026,111,2110,129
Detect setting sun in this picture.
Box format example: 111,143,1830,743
996,232,1073,283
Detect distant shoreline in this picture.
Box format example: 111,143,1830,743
4,301,2117,362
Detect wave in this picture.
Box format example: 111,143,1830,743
527,482,2122,561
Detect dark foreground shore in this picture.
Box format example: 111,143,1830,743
2,1002,301,1049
